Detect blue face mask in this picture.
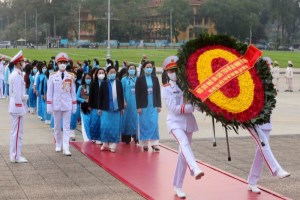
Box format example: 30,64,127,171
108,73,116,80
49,70,54,74
85,79,91,85
33,68,37,74
145,68,153,75
42,68,47,74
128,69,136,76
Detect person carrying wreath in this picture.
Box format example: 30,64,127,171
161,56,204,198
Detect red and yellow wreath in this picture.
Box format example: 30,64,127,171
177,35,276,128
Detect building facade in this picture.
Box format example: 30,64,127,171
144,0,216,42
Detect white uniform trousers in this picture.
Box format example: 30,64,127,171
0,79,4,98
53,111,71,151
273,78,279,90
10,114,24,160
286,78,293,91
248,128,282,185
171,129,199,188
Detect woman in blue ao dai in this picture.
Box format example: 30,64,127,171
36,63,47,121
121,64,138,144
98,66,124,153
135,61,161,152
88,68,106,144
43,63,54,125
77,73,92,141
28,65,38,114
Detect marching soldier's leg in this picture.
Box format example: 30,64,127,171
173,147,188,189
16,115,24,159
171,129,203,179
53,111,63,151
249,127,280,174
62,110,71,156
248,146,264,185
10,114,24,162
10,114,18,161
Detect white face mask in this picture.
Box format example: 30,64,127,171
168,72,177,81
98,74,105,80
21,62,26,69
59,64,67,71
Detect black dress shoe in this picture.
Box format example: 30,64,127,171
143,146,148,151
151,145,160,152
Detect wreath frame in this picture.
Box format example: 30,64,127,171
177,34,277,129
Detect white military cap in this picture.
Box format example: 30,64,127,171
163,55,179,70
10,50,24,64
55,52,69,63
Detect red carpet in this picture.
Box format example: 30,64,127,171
71,142,290,200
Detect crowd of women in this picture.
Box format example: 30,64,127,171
0,55,162,153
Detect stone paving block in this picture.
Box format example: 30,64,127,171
71,176,103,187
0,174,16,181
51,185,84,197
0,179,19,187
39,171,68,179
108,183,136,193
79,185,114,196
0,186,27,199
7,163,35,172
15,175,47,186
44,177,77,187
36,168,64,175
21,185,58,199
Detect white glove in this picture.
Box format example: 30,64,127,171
72,109,77,114
72,104,77,114
22,94,29,102
47,105,53,114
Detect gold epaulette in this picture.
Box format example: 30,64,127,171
50,71,57,75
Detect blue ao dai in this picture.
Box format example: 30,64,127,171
139,76,159,141
121,76,138,136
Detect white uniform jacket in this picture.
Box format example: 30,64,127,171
46,71,77,112
285,67,293,79
271,66,280,79
8,68,26,115
162,81,198,133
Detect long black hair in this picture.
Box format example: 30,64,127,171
8,62,14,73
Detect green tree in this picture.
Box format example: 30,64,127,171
269,0,300,47
158,0,193,42
198,0,269,42
85,0,148,42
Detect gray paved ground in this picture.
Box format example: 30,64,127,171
0,72,300,199
0,145,144,200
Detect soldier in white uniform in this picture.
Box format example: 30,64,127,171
161,56,204,199
271,61,280,91
247,122,290,193
0,57,5,98
8,51,28,163
284,61,293,92
47,52,77,156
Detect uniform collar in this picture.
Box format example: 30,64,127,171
15,68,22,73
